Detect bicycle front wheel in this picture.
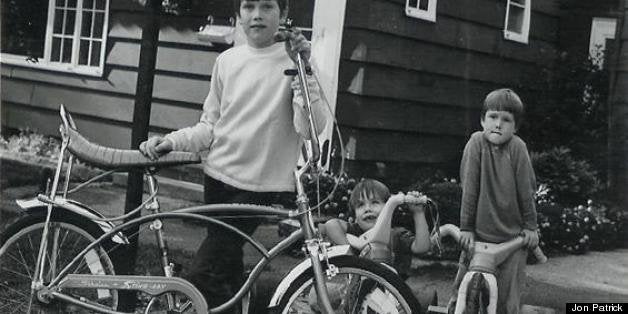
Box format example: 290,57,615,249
277,255,422,314
0,214,118,314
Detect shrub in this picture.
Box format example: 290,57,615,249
0,129,109,184
408,176,462,227
1,129,60,161
421,179,462,227
537,200,622,254
519,48,609,181
531,147,602,206
301,171,356,218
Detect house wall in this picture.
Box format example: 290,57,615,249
335,0,561,188
1,1,209,148
558,0,622,60
1,0,313,150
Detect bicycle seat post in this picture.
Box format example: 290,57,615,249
145,170,160,213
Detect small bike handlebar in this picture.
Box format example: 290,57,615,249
437,224,547,273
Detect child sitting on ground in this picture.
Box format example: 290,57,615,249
321,179,432,273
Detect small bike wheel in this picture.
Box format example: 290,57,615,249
276,255,422,314
0,213,118,313
463,273,489,314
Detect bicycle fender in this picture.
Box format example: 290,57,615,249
267,244,352,308
15,197,129,244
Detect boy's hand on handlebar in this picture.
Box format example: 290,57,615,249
275,28,311,64
521,229,539,249
459,231,475,252
139,136,173,160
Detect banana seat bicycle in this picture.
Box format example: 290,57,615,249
0,54,423,314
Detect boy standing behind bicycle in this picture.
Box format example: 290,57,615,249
140,0,329,309
453,88,538,313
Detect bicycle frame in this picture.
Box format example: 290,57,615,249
433,224,547,314
26,46,340,313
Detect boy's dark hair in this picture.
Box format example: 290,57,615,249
234,0,289,16
481,88,525,128
349,179,391,215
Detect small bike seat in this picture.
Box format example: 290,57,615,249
65,126,201,170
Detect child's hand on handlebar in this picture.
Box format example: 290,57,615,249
405,191,428,213
459,230,475,253
139,136,173,160
521,229,539,249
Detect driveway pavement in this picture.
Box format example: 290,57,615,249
1,182,627,313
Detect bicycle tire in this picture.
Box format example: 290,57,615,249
0,212,118,313
275,255,423,314
463,273,489,314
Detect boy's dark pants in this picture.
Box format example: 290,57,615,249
184,175,290,311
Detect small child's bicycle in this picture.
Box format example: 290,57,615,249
427,224,548,314
0,53,422,314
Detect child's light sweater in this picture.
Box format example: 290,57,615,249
165,43,327,192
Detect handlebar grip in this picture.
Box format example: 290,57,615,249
532,246,548,264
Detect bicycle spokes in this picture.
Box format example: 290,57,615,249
0,221,118,313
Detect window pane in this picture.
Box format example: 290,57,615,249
62,38,73,62
418,0,429,11
54,9,64,34
1,0,48,57
90,41,101,66
84,0,95,9
55,0,65,7
94,12,104,38
95,0,105,10
51,37,62,61
67,0,77,8
65,10,75,35
408,0,418,8
507,6,524,33
79,40,89,65
82,11,93,37
511,0,525,5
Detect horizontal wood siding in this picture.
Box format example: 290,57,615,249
2,0,316,149
1,1,225,147
341,126,463,163
336,0,560,174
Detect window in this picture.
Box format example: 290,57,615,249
405,0,437,22
589,17,617,68
1,0,110,76
503,0,530,44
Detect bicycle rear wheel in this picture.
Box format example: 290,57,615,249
0,214,118,313
276,255,422,314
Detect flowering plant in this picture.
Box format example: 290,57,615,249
538,199,621,254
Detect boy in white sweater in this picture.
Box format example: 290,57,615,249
140,0,328,309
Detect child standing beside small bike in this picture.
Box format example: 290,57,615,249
452,88,539,314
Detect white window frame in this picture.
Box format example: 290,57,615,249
503,0,531,44
1,0,110,77
589,17,617,68
405,0,437,23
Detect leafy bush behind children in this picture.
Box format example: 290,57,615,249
531,147,602,206
537,200,622,254
301,171,357,218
